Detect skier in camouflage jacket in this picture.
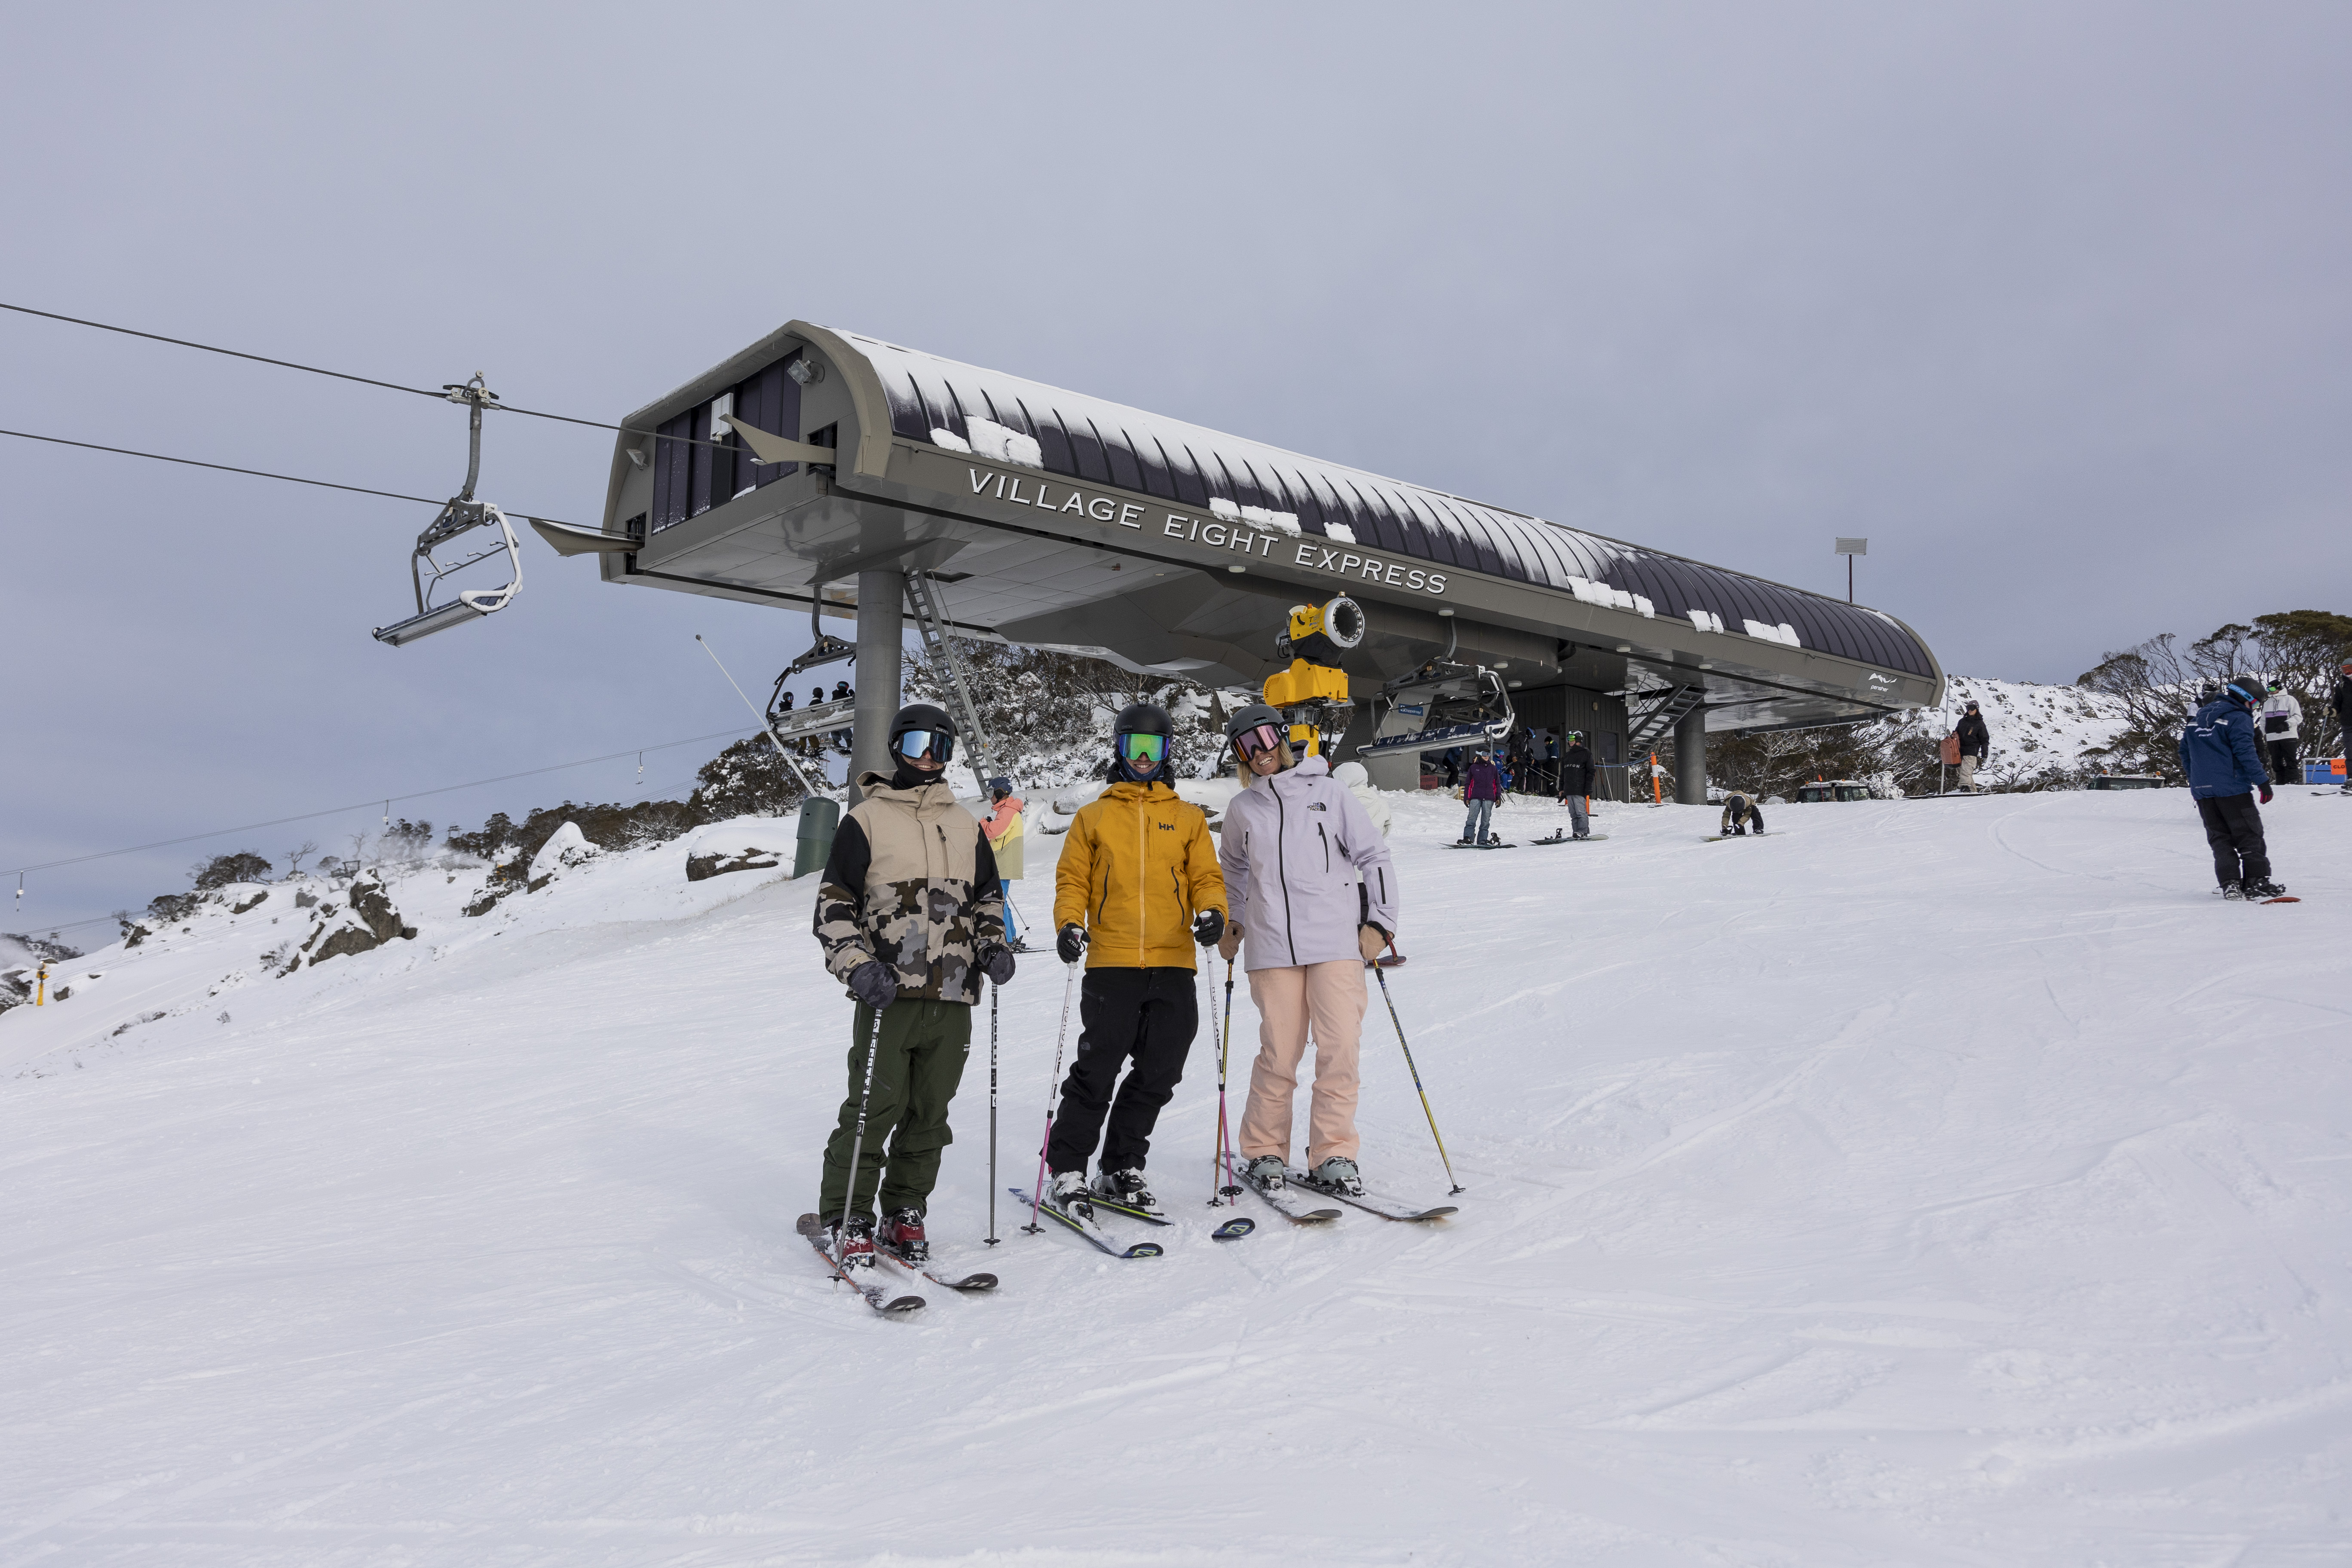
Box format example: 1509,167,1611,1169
809,704,1014,1264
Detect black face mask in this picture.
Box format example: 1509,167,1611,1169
892,760,944,791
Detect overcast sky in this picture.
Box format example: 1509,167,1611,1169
4,2,2346,934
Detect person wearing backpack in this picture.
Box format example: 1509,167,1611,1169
2179,675,2284,900
2257,680,2303,785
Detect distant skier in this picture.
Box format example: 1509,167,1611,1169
1720,792,1765,836
1214,704,1398,1197
2257,680,2303,785
832,680,853,704
1460,750,1503,845
1045,703,1228,1212
1441,747,1462,790
2335,661,2352,793
1954,701,1991,792
811,704,1016,1266
2179,675,2284,900
1556,729,1596,839
982,776,1027,950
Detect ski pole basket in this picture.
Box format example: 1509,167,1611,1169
373,375,524,648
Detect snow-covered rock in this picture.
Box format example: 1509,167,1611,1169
294,867,414,969
526,822,599,886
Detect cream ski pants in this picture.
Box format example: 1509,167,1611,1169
1240,959,1367,1167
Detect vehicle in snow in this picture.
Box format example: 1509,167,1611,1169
1793,779,1872,803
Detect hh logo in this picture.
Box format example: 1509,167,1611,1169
1155,821,1177,830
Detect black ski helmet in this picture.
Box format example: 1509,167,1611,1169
1110,701,1174,781
888,702,958,763
2225,675,2266,706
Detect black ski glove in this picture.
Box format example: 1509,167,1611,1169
2259,784,2274,805
1056,923,1088,964
847,960,898,1011
979,944,1016,986
1192,909,1225,946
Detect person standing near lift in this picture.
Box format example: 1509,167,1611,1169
1215,704,1399,1196
1044,702,1228,1212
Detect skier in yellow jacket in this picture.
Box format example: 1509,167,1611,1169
1046,701,1227,1211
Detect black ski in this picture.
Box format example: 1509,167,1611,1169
1283,1168,1458,1222
794,1214,925,1315
874,1244,998,1292
1008,1186,1164,1258
1082,1190,1256,1240
1233,1164,1342,1223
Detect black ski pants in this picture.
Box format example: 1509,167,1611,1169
1046,966,1199,1176
2196,793,2271,888
2266,738,2298,784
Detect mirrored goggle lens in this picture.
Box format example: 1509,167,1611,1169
895,729,955,762
1234,723,1284,758
1120,732,1168,763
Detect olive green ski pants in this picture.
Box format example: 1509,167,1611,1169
817,996,972,1220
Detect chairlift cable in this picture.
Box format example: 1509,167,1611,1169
1,300,742,454
4,725,757,879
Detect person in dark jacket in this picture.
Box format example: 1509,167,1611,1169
2335,662,2352,794
2179,675,2282,899
1440,747,1462,790
1556,731,1597,839
1460,751,1504,844
1954,701,1991,792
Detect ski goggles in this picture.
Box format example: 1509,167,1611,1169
1231,723,1285,760
893,728,956,763
1118,732,1168,764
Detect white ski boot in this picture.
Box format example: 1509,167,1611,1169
1093,1168,1156,1209
1047,1170,1093,1210
1307,1156,1366,1197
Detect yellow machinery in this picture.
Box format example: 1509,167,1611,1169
1262,596,1364,756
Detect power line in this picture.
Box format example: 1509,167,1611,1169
0,426,588,524
1,299,740,453
6,725,757,879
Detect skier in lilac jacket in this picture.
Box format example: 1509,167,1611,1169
1214,704,1399,1197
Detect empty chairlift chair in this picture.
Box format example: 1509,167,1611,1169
373,375,524,647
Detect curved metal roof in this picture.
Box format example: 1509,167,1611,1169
830,329,1933,679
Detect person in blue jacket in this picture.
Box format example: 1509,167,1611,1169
2180,674,2284,900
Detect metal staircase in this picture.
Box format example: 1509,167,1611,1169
903,571,994,792
1626,684,1706,754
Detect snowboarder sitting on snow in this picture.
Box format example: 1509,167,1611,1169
1720,793,1765,836
1460,750,1503,844
811,703,1016,1267
1954,701,1991,792
1557,730,1596,839
2258,680,2303,785
1214,704,1398,1197
2180,675,2285,900
1046,703,1228,1213
982,777,1027,950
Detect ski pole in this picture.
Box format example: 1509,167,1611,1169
1375,962,1463,1195
1214,956,1240,1204
1025,960,1079,1232
986,980,1000,1246
833,1003,884,1264
1205,958,1226,1204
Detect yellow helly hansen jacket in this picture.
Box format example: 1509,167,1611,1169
1052,779,1227,971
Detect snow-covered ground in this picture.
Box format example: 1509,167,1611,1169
4,783,2347,1565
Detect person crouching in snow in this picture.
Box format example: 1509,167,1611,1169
1214,704,1398,1198
2180,675,2285,900
1720,792,1765,836
811,703,1016,1267
1045,702,1228,1213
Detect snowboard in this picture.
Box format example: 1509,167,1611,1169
1447,840,1516,850
1531,832,1609,845
1702,832,1771,841
2262,896,2302,904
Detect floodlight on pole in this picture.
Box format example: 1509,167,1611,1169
1834,538,1868,603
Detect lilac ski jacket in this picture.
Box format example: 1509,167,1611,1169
1218,754,1399,972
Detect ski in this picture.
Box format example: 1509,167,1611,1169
1531,832,1609,844
1232,1164,1342,1223
794,1214,925,1315
873,1244,998,1292
1082,1191,1258,1240
1008,1186,1164,1258
1283,1168,1458,1222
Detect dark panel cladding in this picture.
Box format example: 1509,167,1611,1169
651,411,693,533
837,329,1934,680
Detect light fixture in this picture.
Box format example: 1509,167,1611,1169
1614,644,1631,653
787,357,825,386
1228,564,1246,574
625,445,649,471
1493,661,1510,670
1509,680,1524,689
1437,607,1455,617
1697,662,1714,671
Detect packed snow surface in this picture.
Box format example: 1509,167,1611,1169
4,787,2348,1565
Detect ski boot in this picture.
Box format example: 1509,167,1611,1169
2245,877,2288,900
824,1212,876,1268
2220,882,2246,900
1245,1155,1286,1191
877,1207,928,1263
1048,1170,1094,1211
1093,1167,1156,1209
1307,1156,1366,1197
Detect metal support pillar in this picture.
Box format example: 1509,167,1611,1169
848,568,904,805
1673,703,1708,806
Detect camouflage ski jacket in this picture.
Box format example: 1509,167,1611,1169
813,772,1005,1004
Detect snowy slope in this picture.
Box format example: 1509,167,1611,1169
1880,676,2135,788
4,785,2348,1565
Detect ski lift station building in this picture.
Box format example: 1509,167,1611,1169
546,322,1945,800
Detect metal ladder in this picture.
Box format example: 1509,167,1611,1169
903,571,994,792
1626,684,1706,754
